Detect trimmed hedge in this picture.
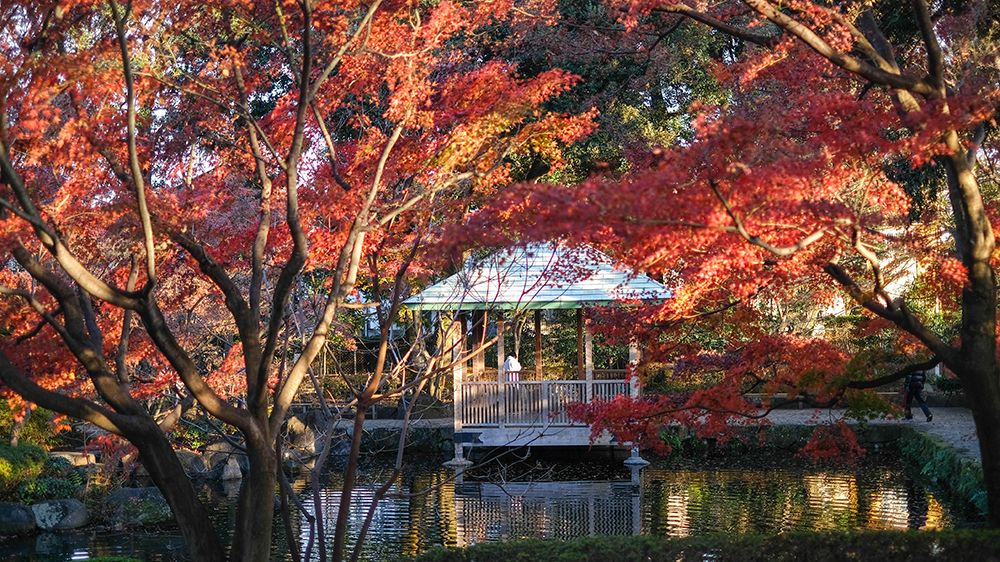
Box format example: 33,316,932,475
0,443,47,497
410,531,1000,562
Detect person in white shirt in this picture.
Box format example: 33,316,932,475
503,355,521,382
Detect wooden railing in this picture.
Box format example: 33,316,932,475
464,368,628,382
459,379,630,427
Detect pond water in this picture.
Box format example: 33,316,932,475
0,450,982,561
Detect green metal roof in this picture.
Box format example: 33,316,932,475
404,243,672,311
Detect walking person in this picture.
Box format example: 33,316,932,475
904,369,933,422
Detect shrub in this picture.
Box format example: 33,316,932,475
0,443,47,497
16,474,84,503
0,403,58,448
409,531,1000,562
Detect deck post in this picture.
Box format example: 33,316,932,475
445,312,471,468
584,318,594,402
624,340,649,476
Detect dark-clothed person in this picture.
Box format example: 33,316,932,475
904,370,933,422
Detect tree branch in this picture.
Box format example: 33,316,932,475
110,0,157,288
910,0,945,94
709,179,826,256
0,352,126,435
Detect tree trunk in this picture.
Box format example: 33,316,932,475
971,402,1000,527
949,147,1000,526
231,433,279,562
132,425,226,561
331,408,367,562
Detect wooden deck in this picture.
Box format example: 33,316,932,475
460,380,629,427
453,378,635,449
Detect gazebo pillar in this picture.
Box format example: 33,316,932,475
576,308,584,380
624,339,649,475
472,310,485,379
585,316,594,401
496,311,506,429
534,310,542,379
445,312,471,468
628,340,640,398
496,312,505,381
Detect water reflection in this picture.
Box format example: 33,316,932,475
641,468,949,539
0,455,972,561
297,458,959,561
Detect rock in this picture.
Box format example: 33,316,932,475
134,450,206,478
175,449,208,477
0,502,36,535
105,487,173,530
48,451,97,467
30,499,88,531
285,415,318,455
221,457,243,481
204,441,248,479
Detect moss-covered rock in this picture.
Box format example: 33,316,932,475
30,498,88,530
104,487,173,530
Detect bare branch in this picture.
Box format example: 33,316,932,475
109,0,157,287
846,357,940,389
652,5,778,47
910,0,945,94
709,180,826,256
823,261,954,363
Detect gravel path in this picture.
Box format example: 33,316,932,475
765,407,981,463
357,407,982,464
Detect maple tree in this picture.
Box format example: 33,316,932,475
464,0,1000,525
0,1,592,560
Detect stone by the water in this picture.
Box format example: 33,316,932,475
0,502,37,535
30,499,88,531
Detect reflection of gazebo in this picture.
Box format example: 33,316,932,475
404,244,671,463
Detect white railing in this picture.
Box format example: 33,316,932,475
459,379,630,427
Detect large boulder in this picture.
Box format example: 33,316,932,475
136,449,206,478
105,487,173,530
30,499,88,530
285,415,318,454
175,449,208,477
0,502,36,535
204,441,248,479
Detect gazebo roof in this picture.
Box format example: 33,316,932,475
403,243,672,310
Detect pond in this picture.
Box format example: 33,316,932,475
0,449,983,561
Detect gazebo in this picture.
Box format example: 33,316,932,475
403,243,671,465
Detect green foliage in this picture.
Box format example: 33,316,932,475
933,376,964,397
0,443,47,497
409,531,1000,562
897,427,987,514
16,475,83,503
172,421,212,450
0,402,58,448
